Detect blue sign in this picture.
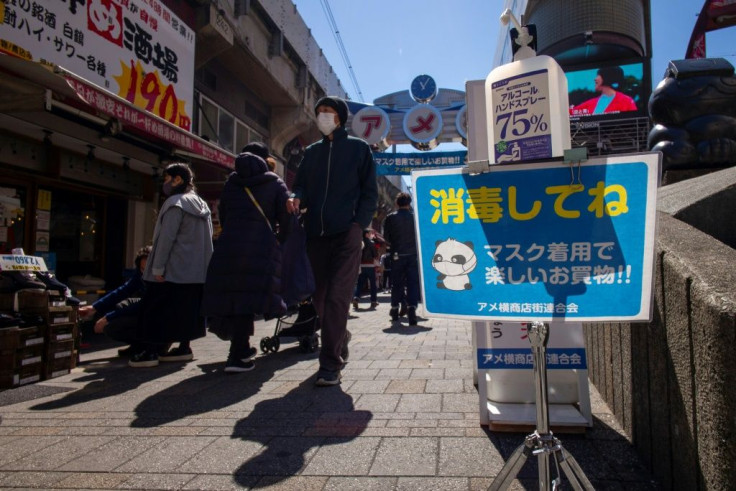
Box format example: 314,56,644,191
477,348,587,370
374,151,466,176
412,154,660,322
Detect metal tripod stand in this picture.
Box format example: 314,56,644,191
489,321,594,490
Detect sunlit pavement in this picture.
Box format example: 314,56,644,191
0,291,658,489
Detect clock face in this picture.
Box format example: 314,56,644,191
410,74,437,103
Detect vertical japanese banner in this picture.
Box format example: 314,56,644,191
411,154,661,322
0,0,195,131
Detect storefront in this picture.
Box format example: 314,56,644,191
0,56,234,292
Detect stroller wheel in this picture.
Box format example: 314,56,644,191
270,336,280,353
260,337,270,354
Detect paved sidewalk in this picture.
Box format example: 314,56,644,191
0,291,659,490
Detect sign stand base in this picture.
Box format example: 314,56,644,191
489,322,594,491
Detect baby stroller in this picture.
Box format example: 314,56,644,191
260,298,319,353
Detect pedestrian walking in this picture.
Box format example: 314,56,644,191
286,95,378,386
352,229,379,310
201,151,291,373
382,192,420,325
380,251,392,291
129,163,214,367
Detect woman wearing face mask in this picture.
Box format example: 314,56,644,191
129,163,214,368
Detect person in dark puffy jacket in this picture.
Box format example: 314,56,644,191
202,152,291,373
286,95,378,386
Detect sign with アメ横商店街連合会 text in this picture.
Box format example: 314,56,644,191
411,153,660,322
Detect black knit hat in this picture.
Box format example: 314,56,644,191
241,141,269,160
315,96,349,126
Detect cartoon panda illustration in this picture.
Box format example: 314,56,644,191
431,238,477,290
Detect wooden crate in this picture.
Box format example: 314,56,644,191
0,324,45,350
47,307,76,325
42,355,74,380
45,339,75,363
46,323,77,343
0,344,44,372
0,290,49,313
0,364,42,390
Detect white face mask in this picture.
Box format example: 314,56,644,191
316,112,338,135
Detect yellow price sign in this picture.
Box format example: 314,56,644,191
37,189,52,211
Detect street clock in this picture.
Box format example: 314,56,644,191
410,74,437,103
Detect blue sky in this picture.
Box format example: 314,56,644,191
293,0,735,104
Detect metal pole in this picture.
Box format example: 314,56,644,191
528,321,551,489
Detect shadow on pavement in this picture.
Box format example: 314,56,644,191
483,415,658,488
382,322,432,335
130,344,314,428
231,377,372,488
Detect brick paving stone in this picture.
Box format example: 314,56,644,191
369,437,438,476
182,474,260,490
368,359,402,369
347,380,390,394
409,368,445,379
1,435,115,471
59,436,166,472
375,368,413,380
410,427,467,437
55,471,133,489
324,476,396,490
0,471,68,488
384,379,426,394
426,379,465,393
396,476,469,490
115,436,217,473
353,394,401,412
439,436,507,477
442,392,481,412
177,436,265,474
302,436,381,475
395,393,443,413
116,472,197,489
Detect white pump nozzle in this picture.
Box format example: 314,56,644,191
500,8,534,53
500,8,523,32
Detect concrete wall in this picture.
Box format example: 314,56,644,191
583,167,736,490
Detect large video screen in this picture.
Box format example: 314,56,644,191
566,61,646,119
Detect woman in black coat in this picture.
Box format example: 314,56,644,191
201,152,291,373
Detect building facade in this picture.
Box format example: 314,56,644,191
0,0,348,292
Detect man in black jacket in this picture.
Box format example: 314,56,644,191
287,96,378,386
382,192,420,325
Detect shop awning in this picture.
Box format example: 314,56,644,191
0,54,235,170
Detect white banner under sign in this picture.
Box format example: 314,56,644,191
0,254,48,272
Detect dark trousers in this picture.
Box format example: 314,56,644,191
102,298,140,346
381,269,391,289
224,314,255,360
307,224,363,371
353,266,377,302
138,281,205,351
391,255,419,308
